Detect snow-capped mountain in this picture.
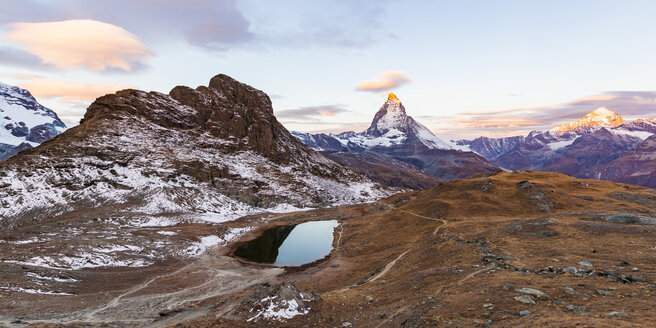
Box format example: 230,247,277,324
0,74,393,227
0,83,66,160
292,93,499,182
551,107,625,134
458,107,656,188
344,92,454,150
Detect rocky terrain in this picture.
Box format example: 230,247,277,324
293,93,499,184
2,171,656,327
0,74,397,308
0,83,66,160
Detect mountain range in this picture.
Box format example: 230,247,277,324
292,97,656,189
4,81,656,190
456,107,656,188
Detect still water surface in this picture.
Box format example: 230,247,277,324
233,220,339,266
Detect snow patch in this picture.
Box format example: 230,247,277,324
0,286,73,296
548,139,576,150
182,227,253,257
247,296,309,322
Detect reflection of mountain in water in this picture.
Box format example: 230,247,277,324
233,224,296,263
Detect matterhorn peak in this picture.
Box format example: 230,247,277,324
551,107,626,134
359,92,453,149
388,92,400,103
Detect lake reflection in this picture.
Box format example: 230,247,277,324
234,220,339,267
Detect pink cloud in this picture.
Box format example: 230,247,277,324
356,70,410,92
3,19,153,72
18,77,131,101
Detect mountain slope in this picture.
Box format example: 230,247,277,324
593,134,656,187
0,74,391,227
321,150,441,190
0,83,66,160
454,107,656,188
455,135,525,159
9,171,656,326
362,92,454,149
492,107,635,171
539,128,643,178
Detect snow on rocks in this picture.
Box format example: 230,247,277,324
247,296,308,322
4,253,153,271
182,227,253,257
0,286,73,296
552,107,625,134
228,283,320,323
293,92,454,152
0,82,66,159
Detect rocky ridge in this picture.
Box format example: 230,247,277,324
0,74,391,228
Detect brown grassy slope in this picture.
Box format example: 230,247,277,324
181,171,656,327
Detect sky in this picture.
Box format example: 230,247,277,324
1,0,656,140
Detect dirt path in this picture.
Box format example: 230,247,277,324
368,249,411,283
400,210,449,235
366,210,449,284
454,263,495,286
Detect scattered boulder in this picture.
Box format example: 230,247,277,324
504,218,557,238
563,286,587,296
566,304,589,314
514,295,536,305
564,267,578,275
589,213,656,226
517,180,532,189
515,288,547,299
605,310,629,318
578,260,593,267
